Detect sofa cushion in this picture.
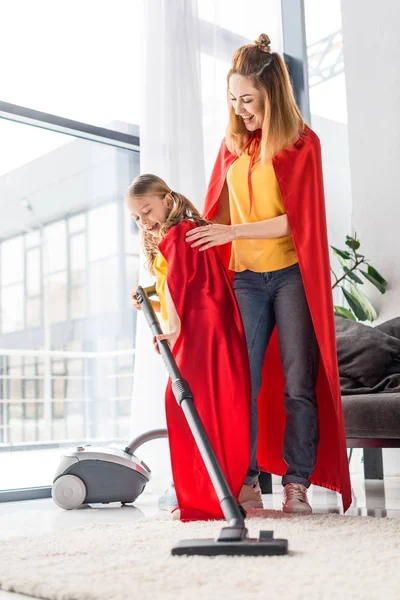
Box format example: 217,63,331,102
375,317,400,340
335,317,400,387
342,393,400,439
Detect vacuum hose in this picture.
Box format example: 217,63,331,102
124,428,168,456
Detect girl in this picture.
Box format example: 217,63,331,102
186,34,352,514
126,174,251,521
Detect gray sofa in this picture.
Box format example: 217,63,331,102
337,316,400,479
259,317,400,491
343,392,400,478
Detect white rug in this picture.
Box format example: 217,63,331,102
0,510,399,600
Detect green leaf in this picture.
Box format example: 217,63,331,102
331,246,351,260
341,287,369,321
359,270,387,294
330,268,339,286
334,305,356,320
367,265,388,288
345,236,361,251
336,253,350,270
349,284,378,322
343,267,363,284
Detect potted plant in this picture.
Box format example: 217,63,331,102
331,234,388,322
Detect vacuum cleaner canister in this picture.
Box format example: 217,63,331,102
52,429,167,509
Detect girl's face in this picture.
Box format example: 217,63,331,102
229,74,266,132
127,192,171,238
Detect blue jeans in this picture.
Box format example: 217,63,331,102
233,263,320,488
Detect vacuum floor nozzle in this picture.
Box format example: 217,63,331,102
172,529,288,556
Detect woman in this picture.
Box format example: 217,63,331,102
186,34,351,514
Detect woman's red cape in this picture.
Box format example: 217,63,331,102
203,127,351,512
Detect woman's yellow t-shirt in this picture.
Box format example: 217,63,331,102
153,251,169,329
227,150,298,272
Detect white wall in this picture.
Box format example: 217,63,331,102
310,115,352,305
311,115,352,248
341,0,400,477
341,0,400,324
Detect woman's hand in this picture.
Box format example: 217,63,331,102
185,224,236,251
152,330,180,354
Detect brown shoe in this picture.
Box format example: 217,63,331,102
282,483,312,514
239,481,263,509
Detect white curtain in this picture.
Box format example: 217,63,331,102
130,0,205,478
139,0,206,205
130,0,283,478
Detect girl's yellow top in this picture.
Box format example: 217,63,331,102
153,250,169,329
227,150,298,272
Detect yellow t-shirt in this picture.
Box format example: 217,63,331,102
153,251,168,330
227,150,298,272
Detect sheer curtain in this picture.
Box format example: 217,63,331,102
131,0,283,477
139,0,205,204
130,0,205,460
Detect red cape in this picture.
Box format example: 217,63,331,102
158,220,251,521
203,126,352,512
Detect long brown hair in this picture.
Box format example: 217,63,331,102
226,33,304,162
126,174,209,273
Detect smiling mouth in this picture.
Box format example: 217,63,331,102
145,224,158,232
242,115,254,123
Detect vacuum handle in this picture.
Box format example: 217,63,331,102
135,285,245,528
137,285,181,382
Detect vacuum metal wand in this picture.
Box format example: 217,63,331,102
136,284,288,557
136,285,245,531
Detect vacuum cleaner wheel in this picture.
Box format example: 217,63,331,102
52,474,87,510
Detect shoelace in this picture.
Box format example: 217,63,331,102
284,484,307,503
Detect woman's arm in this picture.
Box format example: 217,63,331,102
209,182,231,225
234,215,290,240
185,215,290,251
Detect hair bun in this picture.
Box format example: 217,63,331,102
254,33,271,53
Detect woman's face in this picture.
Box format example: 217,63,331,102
229,74,266,132
127,193,171,238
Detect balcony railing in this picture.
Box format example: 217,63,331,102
0,348,135,449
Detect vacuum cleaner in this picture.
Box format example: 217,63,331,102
136,285,288,557
52,428,168,509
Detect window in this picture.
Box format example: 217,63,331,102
46,221,67,274
1,284,24,333
88,204,118,262
70,233,86,286
26,247,41,296
1,236,24,286
304,0,352,252
0,1,144,133
0,116,139,492
49,272,68,323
